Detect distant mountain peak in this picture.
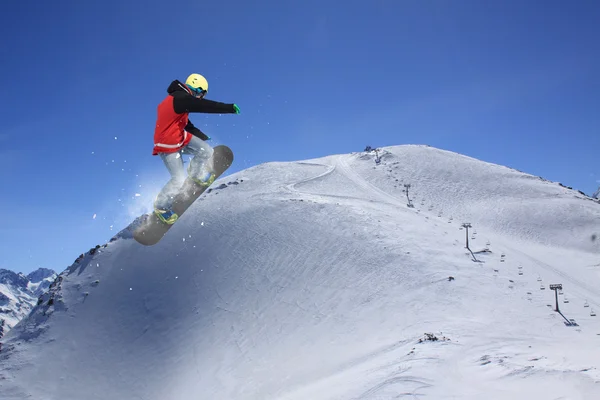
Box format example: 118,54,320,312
27,267,57,283
0,267,58,340
0,269,29,290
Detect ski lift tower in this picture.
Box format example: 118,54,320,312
550,284,562,312
403,184,414,207
461,223,472,249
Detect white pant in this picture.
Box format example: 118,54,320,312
154,135,214,210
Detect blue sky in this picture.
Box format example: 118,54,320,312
1,0,599,274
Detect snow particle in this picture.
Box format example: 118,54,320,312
92,213,97,219
135,193,141,197
115,136,118,140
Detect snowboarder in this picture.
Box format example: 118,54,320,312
152,73,240,224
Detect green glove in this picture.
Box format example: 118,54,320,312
233,104,240,114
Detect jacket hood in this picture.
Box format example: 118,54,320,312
167,80,191,95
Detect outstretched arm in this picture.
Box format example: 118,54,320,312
173,91,236,114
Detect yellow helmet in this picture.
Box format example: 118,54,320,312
185,73,208,92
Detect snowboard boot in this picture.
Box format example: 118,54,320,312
189,165,216,187
154,208,178,225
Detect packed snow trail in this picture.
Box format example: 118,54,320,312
337,153,408,207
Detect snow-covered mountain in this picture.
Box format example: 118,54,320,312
26,267,57,297
593,185,600,199
1,144,599,400
0,268,57,339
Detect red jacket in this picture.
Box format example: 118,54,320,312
153,91,193,155
153,80,236,155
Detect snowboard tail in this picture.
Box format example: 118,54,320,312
132,145,234,246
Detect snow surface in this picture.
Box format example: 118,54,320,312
1,144,599,400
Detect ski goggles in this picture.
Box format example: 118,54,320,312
188,85,207,99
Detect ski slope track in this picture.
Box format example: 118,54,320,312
1,144,599,400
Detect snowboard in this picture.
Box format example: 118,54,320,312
132,145,234,246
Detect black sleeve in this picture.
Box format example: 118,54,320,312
172,91,236,114
185,120,210,141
